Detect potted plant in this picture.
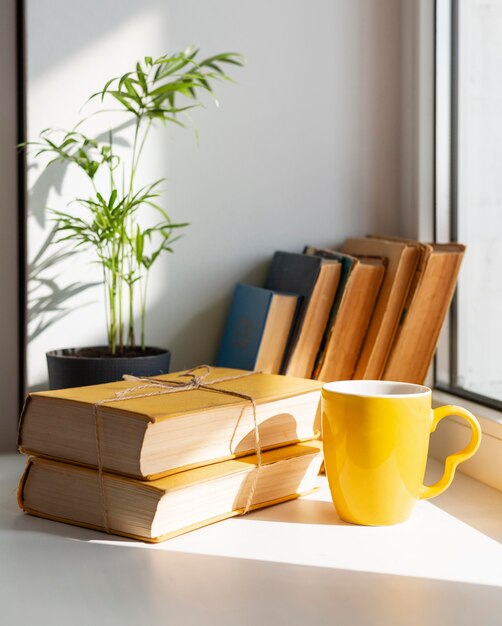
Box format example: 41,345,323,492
25,48,242,388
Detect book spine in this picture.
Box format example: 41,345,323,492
315,264,384,382
311,257,355,379
216,284,272,370
383,251,464,384
16,393,32,450
354,246,419,379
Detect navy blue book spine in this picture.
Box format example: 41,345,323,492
216,283,273,370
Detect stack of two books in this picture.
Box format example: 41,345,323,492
17,367,324,542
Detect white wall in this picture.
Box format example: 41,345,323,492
26,0,405,388
0,0,20,450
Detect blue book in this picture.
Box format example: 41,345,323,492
216,283,299,373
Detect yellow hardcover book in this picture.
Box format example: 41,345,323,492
18,441,323,542
18,367,322,480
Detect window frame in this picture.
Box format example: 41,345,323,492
434,0,502,413
0,0,25,451
430,0,502,491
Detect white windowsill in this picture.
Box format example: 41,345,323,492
1,452,501,625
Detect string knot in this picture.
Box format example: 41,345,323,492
93,365,262,534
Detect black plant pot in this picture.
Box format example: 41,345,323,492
46,346,171,390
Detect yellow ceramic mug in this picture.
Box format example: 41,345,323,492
322,380,481,525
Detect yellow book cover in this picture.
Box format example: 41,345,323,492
18,440,323,542
19,366,322,480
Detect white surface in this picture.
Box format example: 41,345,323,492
26,0,405,389
1,453,501,626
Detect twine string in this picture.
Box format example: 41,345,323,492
93,365,262,533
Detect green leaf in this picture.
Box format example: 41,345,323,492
99,77,118,101
108,91,139,115
123,77,142,103
108,189,118,209
136,62,147,91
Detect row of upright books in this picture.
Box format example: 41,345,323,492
18,367,324,542
216,235,465,385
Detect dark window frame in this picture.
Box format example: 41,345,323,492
17,0,27,409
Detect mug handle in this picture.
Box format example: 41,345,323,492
419,405,482,500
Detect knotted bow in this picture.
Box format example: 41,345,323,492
93,365,262,533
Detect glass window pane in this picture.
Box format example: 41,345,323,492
455,0,502,401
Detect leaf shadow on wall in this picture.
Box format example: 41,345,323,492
26,123,133,344
27,225,100,343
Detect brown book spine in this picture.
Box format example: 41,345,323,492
383,246,465,384
353,246,419,379
314,262,385,382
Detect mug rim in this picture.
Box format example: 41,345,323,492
322,380,431,399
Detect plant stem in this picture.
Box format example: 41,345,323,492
128,119,154,352
140,272,149,351
102,264,111,347
110,246,118,355
128,281,135,349
129,118,141,198
109,279,116,355
124,118,142,350
134,119,152,173
108,129,116,190
118,228,124,353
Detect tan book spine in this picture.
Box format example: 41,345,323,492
255,293,298,374
383,245,465,384
353,246,419,379
315,263,385,382
285,262,342,379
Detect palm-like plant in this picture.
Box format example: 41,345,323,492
27,48,242,354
